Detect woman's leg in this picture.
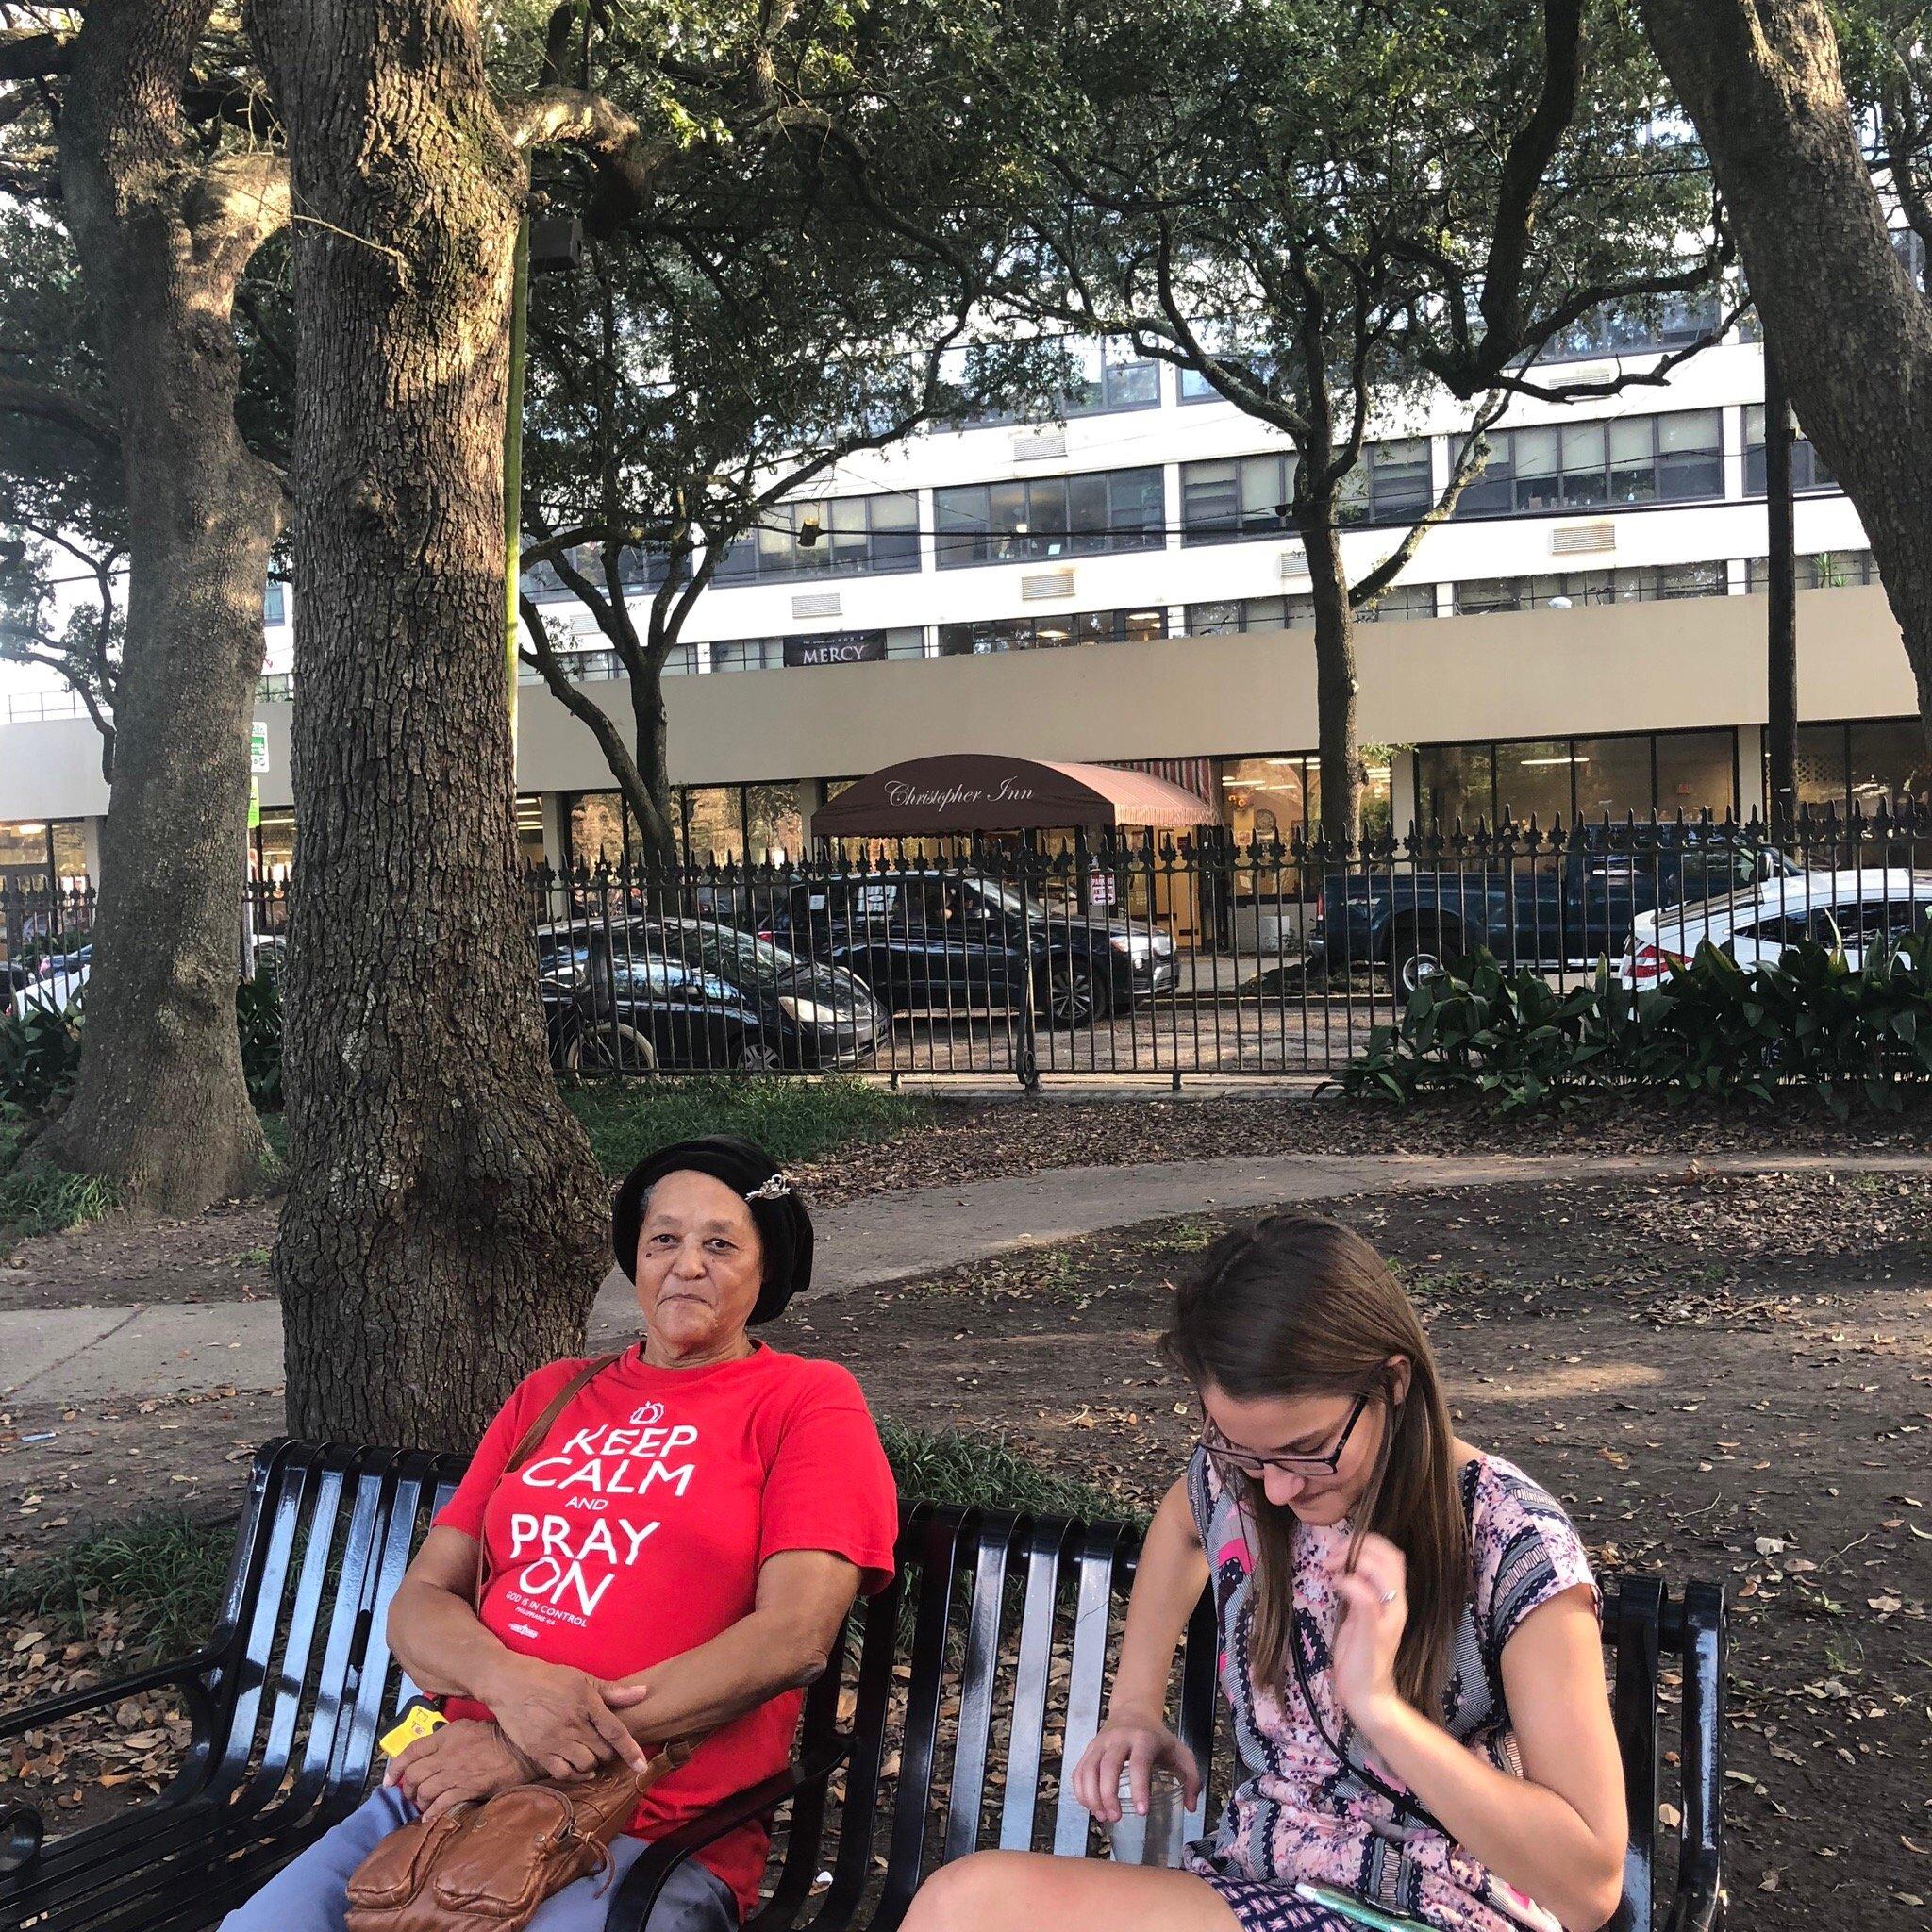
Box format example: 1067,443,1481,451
216,1787,413,1932
900,1849,1245,1932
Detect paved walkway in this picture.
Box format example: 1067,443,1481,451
6,1147,1930,1407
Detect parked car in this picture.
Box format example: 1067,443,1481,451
1619,868,1932,986
535,916,887,1072
763,869,1175,1027
1309,826,1799,992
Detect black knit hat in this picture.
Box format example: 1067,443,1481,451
610,1135,813,1325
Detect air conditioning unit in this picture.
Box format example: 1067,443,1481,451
1278,544,1309,579
1551,522,1616,555
1021,569,1075,600
1012,428,1069,461
791,591,842,619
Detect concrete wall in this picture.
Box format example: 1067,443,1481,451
0,583,1916,824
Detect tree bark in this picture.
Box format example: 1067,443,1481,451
1300,503,1364,847
257,0,608,1445
1763,341,1798,823
29,1,282,1213
1639,0,1932,762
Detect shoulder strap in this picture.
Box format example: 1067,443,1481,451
505,1352,625,1474
471,1352,625,1619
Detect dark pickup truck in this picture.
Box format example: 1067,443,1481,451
1308,827,1796,991
764,868,1175,1026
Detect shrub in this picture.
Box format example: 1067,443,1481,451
0,999,84,1113
1338,933,1932,1114
235,974,283,1109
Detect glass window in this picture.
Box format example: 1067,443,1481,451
717,491,920,582
1792,722,1849,813
934,468,1165,569
936,608,1168,655
1417,744,1497,826
1224,756,1314,846
568,791,631,867
1362,583,1440,622
1743,405,1836,494
681,787,745,864
1848,719,1932,814
264,581,288,626
1653,730,1737,815
252,807,296,878
1541,291,1724,362
743,783,804,862
1187,600,1242,636
1181,441,1425,541
516,795,549,869
1456,410,1723,518
1571,737,1656,819
710,637,786,673
1496,740,1577,824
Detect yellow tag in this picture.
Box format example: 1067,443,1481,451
378,1704,447,1758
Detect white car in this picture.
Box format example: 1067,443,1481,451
1620,868,1932,986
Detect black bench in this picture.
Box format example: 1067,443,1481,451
0,1441,1726,1932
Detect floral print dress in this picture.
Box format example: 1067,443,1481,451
1181,1449,1599,1932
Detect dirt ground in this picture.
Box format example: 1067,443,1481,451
4,1156,1929,1925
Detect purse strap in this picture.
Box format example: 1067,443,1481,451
474,1352,625,1616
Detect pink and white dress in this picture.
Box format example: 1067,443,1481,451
1181,1448,1600,1932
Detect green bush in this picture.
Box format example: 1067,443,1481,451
235,974,283,1109
879,1420,1141,1524
1338,933,1932,1114
566,1074,926,1176
0,999,84,1113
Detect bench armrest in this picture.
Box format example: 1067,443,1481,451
602,1739,848,1932
0,1649,223,1742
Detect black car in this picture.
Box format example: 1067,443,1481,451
536,916,886,1072
765,869,1175,1027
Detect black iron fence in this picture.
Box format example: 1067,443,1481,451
8,808,1932,1085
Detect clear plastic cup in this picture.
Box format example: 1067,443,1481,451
1105,1764,1187,1866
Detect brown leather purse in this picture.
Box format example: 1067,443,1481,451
347,1354,695,1932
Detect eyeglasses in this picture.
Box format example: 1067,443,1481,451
1201,1391,1374,1483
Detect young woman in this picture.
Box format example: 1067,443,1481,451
904,1213,1626,1932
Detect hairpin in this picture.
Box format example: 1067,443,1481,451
744,1174,793,1202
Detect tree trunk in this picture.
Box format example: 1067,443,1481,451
1639,0,1932,763
1300,503,1364,847
258,0,608,1446
628,655,682,875
31,0,280,1214
1763,340,1798,824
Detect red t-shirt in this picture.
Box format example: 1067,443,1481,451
433,1342,898,1915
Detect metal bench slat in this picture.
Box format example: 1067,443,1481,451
997,1517,1079,1851
941,1514,1017,1862
1051,1523,1131,1856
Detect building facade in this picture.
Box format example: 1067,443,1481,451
2,312,1926,891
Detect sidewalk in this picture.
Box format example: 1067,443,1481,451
7,1147,1931,1407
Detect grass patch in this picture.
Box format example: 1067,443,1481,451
0,1509,235,1659
0,1158,117,1242
566,1074,927,1177
880,1419,1141,1524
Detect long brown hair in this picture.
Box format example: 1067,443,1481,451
1162,1212,1467,1714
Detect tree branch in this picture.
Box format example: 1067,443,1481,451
508,85,676,232
1350,391,1507,606
0,372,120,450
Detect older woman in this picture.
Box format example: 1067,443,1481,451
221,1135,900,1932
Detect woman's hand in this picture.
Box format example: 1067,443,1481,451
1332,1531,1409,1740
483,1655,654,1779
387,1721,535,1821
1073,1707,1202,1823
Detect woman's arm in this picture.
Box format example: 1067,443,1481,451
1335,1537,1628,1932
602,1548,863,1742
1073,1477,1211,1821
386,1525,651,1778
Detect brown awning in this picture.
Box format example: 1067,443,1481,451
810,754,1220,837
